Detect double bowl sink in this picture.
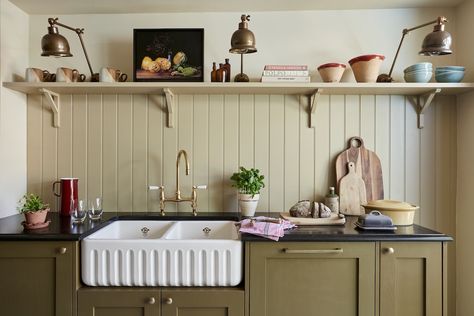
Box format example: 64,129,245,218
82,220,242,287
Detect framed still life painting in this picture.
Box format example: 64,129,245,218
133,28,204,82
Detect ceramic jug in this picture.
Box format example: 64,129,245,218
52,178,79,216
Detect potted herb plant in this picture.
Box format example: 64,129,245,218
17,193,49,228
230,167,265,216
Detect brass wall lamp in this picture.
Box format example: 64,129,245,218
229,14,257,82
41,17,99,82
377,16,453,82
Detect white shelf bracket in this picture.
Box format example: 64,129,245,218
163,88,175,128
409,88,441,129
308,89,323,128
39,88,60,128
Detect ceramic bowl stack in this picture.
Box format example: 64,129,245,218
404,63,432,83
435,66,466,83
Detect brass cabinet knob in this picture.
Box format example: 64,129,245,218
58,247,67,254
164,297,173,305
384,247,395,254
147,297,156,305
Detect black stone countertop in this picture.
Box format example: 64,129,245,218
0,212,452,242
244,215,453,242
0,212,240,241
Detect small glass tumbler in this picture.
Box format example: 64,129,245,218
71,199,87,223
88,197,103,220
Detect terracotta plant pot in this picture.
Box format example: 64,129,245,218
238,194,260,217
317,63,346,82
24,208,49,225
349,54,385,83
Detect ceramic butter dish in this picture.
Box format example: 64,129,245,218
357,211,393,227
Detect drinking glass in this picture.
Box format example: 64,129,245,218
71,199,87,223
88,197,103,220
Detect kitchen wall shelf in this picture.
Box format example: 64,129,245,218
4,82,474,129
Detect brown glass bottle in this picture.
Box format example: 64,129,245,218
211,62,217,82
217,63,226,82
223,58,231,82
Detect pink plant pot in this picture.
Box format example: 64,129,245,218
317,63,346,82
349,54,385,83
24,208,49,225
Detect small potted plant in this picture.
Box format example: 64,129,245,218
230,167,265,216
17,193,50,229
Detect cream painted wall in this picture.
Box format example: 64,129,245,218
455,1,474,315
455,0,474,81
27,8,456,83
456,92,474,316
0,0,28,217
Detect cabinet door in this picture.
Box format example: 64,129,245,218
161,289,244,316
0,241,76,316
248,242,376,316
78,288,160,316
380,242,442,316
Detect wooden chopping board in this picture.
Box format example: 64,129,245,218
280,212,346,226
339,162,367,215
336,136,384,202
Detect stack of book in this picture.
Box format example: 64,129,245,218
261,65,310,83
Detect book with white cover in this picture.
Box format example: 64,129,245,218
261,76,311,83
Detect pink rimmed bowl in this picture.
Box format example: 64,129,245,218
317,63,346,83
349,54,385,83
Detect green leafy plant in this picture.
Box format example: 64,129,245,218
17,194,48,213
230,167,265,197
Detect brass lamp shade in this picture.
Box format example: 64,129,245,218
229,15,257,54
229,14,257,82
419,25,452,56
41,26,72,57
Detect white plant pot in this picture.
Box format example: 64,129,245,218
238,193,260,217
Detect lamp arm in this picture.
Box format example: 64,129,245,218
405,18,442,33
48,18,95,77
387,17,448,78
76,33,94,76
388,32,407,78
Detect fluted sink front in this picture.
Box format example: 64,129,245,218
81,220,242,287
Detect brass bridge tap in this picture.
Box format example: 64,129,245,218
148,150,207,216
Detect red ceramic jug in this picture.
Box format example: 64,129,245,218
52,178,78,216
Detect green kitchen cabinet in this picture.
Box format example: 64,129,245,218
380,242,443,316
0,241,78,316
78,288,244,316
247,242,376,316
78,288,161,316
161,288,244,316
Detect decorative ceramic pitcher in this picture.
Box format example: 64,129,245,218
52,178,78,216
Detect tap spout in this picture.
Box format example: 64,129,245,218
176,150,190,199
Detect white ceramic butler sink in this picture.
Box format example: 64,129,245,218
81,220,242,287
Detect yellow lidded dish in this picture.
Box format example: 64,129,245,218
361,200,419,226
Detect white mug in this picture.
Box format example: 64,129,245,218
25,68,55,82
56,67,80,82
99,67,127,82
